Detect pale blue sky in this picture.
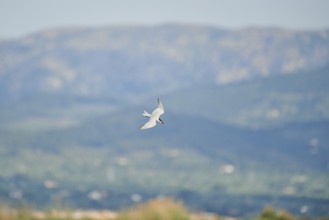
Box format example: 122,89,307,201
1,0,329,38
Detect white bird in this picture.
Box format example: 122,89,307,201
140,98,164,129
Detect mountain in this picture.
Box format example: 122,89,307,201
165,66,329,128
1,25,329,102
0,24,329,216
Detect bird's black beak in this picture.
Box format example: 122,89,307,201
159,118,164,124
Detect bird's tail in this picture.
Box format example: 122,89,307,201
142,111,151,117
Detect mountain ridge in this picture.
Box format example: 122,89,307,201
1,24,329,102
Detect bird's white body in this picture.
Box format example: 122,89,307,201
140,98,164,129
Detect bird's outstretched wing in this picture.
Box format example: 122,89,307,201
140,118,157,129
152,98,164,116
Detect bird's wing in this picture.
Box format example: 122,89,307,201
152,98,164,116
139,118,157,129
158,98,164,112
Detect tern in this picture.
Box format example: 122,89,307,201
140,98,164,129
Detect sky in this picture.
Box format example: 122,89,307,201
1,0,329,38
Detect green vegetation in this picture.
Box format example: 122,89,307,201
2,200,329,220
0,199,218,220
116,198,192,220
255,206,295,220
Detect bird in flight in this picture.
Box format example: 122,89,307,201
140,98,164,129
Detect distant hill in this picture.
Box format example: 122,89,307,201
1,25,329,102
1,67,329,216
0,25,329,216
165,66,329,128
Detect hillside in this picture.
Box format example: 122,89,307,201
165,66,329,128
1,25,329,102
1,68,329,216
0,25,329,216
